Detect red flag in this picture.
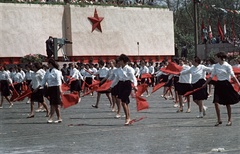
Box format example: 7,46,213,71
10,87,20,101
97,80,112,92
136,84,148,97
160,62,182,75
208,18,213,40
21,82,28,91
135,95,149,111
233,67,240,75
218,19,224,41
61,83,70,92
14,89,32,102
184,87,203,97
61,92,79,109
151,82,166,94
141,73,152,78
81,80,100,97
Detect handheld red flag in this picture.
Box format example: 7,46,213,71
97,80,112,92
61,92,79,109
14,89,32,102
135,95,149,111
151,82,166,94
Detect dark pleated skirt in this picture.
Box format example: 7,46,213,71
117,81,132,104
70,80,81,92
0,80,11,96
160,74,168,82
111,82,119,96
213,80,240,105
176,82,193,95
46,86,61,105
192,79,208,101
85,77,92,87
31,89,44,103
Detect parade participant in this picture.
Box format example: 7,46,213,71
0,65,13,108
27,63,49,118
25,64,34,104
139,60,150,97
69,63,83,102
82,64,94,95
13,67,24,95
110,54,138,125
181,56,212,118
92,60,112,109
203,52,240,126
176,58,192,113
38,58,62,123
148,61,155,87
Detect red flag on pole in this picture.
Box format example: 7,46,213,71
218,19,224,41
10,87,20,101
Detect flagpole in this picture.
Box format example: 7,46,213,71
194,0,199,57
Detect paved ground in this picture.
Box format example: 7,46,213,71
0,88,240,154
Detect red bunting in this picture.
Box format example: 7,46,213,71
14,89,32,102
97,80,112,92
151,82,166,94
61,92,79,109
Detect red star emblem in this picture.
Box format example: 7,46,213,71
88,9,104,33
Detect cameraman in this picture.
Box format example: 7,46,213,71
46,36,54,59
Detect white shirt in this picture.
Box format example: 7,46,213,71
181,64,212,84
31,69,45,90
107,67,117,80
95,66,109,78
25,70,34,80
179,65,192,84
140,66,149,74
41,68,62,87
13,72,24,83
134,67,140,77
0,70,12,84
148,66,155,75
70,68,84,80
20,70,26,79
83,68,94,78
111,65,137,87
211,61,235,81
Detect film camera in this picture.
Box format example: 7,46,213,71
53,38,72,61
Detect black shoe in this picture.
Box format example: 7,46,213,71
92,105,98,108
27,115,34,118
214,121,222,126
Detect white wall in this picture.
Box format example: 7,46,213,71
0,3,174,57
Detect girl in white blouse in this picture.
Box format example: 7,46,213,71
27,63,49,118
39,59,62,123
203,52,240,126
110,54,138,125
0,65,13,108
181,56,212,118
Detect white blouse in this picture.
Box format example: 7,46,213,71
179,65,192,84
0,70,12,84
31,69,45,90
111,65,137,88
181,64,212,84
95,66,109,78
211,61,235,81
41,68,62,87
